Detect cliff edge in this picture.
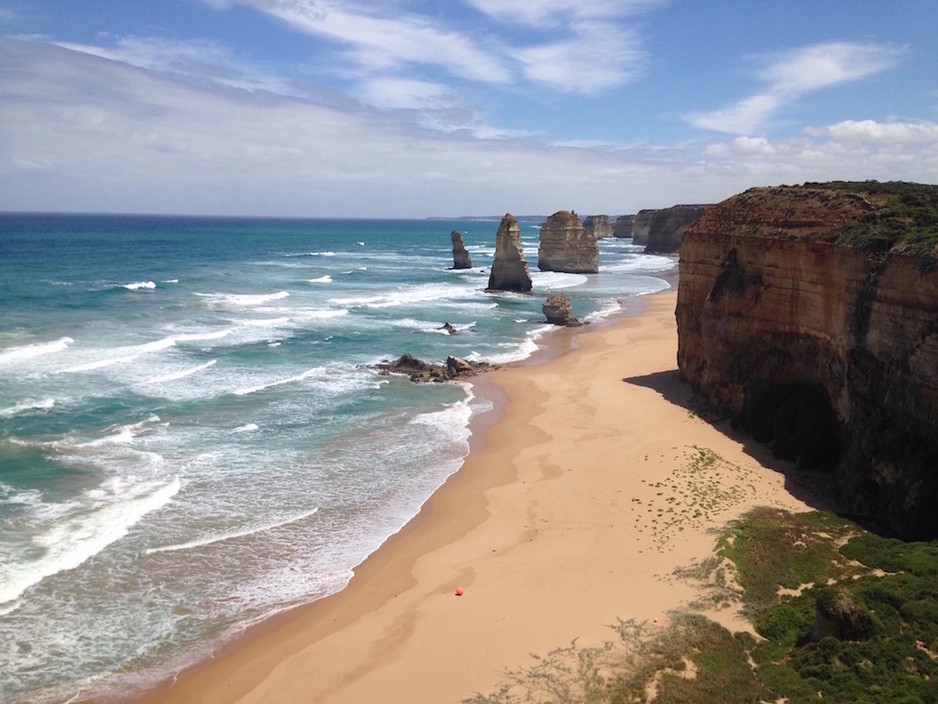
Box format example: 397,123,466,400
676,181,938,538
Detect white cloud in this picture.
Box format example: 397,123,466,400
686,41,906,135
762,42,904,94
239,0,512,84
353,77,454,111
4,38,936,220
55,36,309,98
687,94,781,136
805,119,938,144
700,118,938,184
465,0,662,26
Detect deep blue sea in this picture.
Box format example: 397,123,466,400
0,213,675,703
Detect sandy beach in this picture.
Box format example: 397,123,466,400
136,288,819,704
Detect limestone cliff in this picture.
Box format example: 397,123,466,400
583,214,614,239
450,230,471,269
614,214,635,238
676,181,938,538
487,213,532,292
633,204,711,253
537,210,599,274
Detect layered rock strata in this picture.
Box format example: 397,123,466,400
450,230,471,269
487,213,532,292
633,204,712,252
583,214,614,239
537,210,599,274
676,181,938,538
614,214,635,238
542,293,583,326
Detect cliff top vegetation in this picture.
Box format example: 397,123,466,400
693,181,938,256
804,180,938,254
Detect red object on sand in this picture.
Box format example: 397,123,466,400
455,587,464,596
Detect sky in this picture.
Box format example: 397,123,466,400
1,0,937,217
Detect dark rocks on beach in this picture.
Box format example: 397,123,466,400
486,213,532,292
542,292,584,327
450,230,472,269
374,353,498,383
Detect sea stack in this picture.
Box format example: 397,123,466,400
542,293,583,326
583,214,614,239
486,213,532,292
450,230,472,269
537,210,599,274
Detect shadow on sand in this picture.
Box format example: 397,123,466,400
622,368,838,515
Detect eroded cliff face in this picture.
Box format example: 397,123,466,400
583,214,614,239
537,210,599,274
676,182,938,538
639,204,712,253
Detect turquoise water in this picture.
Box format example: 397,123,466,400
0,213,674,702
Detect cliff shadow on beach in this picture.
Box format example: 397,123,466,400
621,368,840,516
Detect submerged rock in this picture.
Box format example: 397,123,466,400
450,230,472,269
486,213,532,292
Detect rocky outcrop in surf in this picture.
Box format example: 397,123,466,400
450,230,472,269
537,210,599,274
542,293,583,327
374,353,497,382
676,181,938,538
487,213,532,292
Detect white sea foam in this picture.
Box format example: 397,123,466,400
195,291,290,308
232,366,326,396
0,336,74,364
290,308,349,322
329,282,479,309
0,397,56,418
144,507,319,555
142,360,217,385
232,423,259,433
122,281,156,291
530,271,589,289
602,254,676,274
0,477,180,604
308,275,333,284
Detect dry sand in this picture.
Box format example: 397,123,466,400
136,289,819,704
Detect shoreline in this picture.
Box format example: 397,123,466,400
131,287,820,704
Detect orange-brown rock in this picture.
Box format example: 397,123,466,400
583,214,614,239
676,181,938,538
486,213,532,292
632,204,711,252
450,230,471,269
537,210,598,274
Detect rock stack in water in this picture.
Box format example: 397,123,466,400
537,210,599,274
450,230,472,269
486,213,532,292
583,214,614,239
543,293,583,326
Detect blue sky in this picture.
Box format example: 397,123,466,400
1,0,936,217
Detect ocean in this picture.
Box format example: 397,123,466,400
0,213,675,703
